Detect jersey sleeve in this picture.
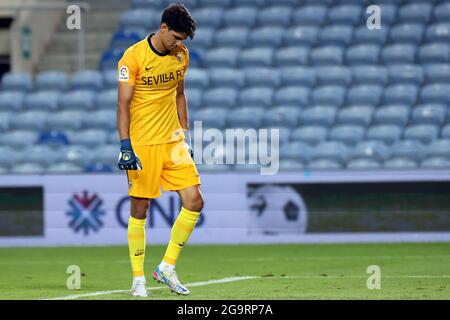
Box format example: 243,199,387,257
117,48,139,85
183,46,189,77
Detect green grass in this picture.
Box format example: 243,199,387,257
0,243,449,300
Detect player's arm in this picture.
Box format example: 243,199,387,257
176,79,193,157
117,82,142,170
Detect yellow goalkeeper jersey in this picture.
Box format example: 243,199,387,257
117,33,189,146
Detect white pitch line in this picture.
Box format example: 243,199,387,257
42,276,258,300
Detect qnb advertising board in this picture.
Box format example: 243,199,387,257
1,171,450,246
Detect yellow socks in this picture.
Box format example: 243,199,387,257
162,207,200,266
128,216,146,277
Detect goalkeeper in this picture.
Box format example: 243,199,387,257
117,3,202,297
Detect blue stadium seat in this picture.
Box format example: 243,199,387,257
391,140,426,162
0,92,24,111
10,111,48,131
24,91,60,110
186,88,203,109
366,125,402,145
299,106,336,127
390,23,425,45
384,84,419,105
383,157,418,169
264,106,301,128
421,84,450,104
191,7,223,29
188,48,205,68
425,139,450,160
37,131,69,147
227,107,264,128
291,126,328,145
328,5,362,26
403,124,440,144
12,163,45,174
425,23,450,43
208,68,245,88
421,157,450,169
111,30,142,50
0,130,38,149
292,5,327,26
203,87,238,107
347,85,383,106
266,0,298,6
46,163,84,174
310,46,344,65
337,106,374,126
280,67,316,87
71,70,103,91
434,2,450,22
131,0,167,9
69,129,108,147
279,159,305,170
353,26,389,46
23,145,64,166
387,64,424,85
346,44,380,65
102,70,118,89
319,25,353,47
35,71,68,91
411,104,447,126
374,105,410,126
311,141,351,165
249,27,284,47
59,90,95,110
223,7,258,27
0,146,16,168
100,48,124,70
194,107,227,128
95,144,120,166
189,27,214,49
95,89,117,109
185,68,209,89
274,46,309,66
0,112,10,131
274,86,309,107
308,158,343,170
197,0,230,7
398,3,433,23
205,48,239,67
0,72,32,92
312,85,346,107
239,47,274,67
368,4,397,26
352,140,390,162
47,110,84,130
352,65,387,85
239,87,274,107
120,9,160,29
85,163,114,173
347,158,381,169
382,44,416,64
244,67,280,87
215,27,249,48
424,64,450,84
329,125,365,146
264,126,291,145
83,110,116,130
62,145,92,166
418,44,450,63
257,6,292,27
316,66,351,86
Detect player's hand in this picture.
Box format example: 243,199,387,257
118,139,142,170
184,130,193,158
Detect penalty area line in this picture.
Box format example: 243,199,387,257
41,276,258,300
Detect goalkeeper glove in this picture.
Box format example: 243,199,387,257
118,139,142,170
184,129,193,158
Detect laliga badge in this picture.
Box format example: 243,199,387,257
176,53,182,62
119,65,129,81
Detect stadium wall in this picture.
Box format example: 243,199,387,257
1,171,450,247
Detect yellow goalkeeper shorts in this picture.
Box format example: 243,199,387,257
126,140,201,199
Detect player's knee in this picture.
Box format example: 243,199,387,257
184,194,204,213
131,197,150,219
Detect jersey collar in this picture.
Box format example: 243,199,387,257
147,33,169,57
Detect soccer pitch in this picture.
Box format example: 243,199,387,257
0,243,449,300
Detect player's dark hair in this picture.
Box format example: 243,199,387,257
161,2,196,40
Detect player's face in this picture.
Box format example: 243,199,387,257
160,24,188,51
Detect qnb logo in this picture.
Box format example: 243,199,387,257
67,191,105,235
